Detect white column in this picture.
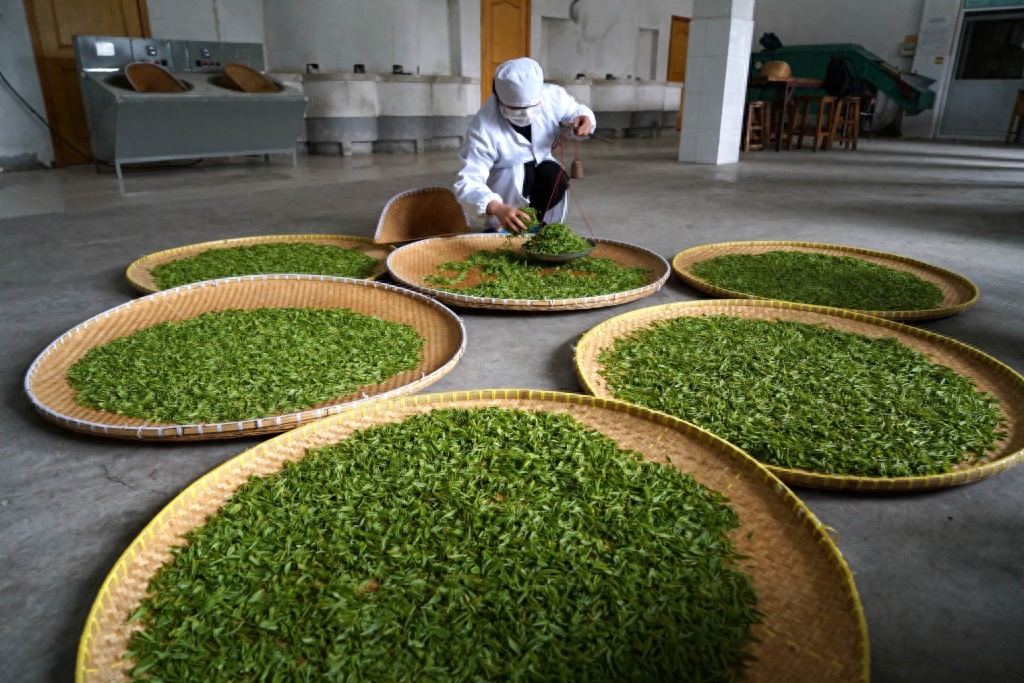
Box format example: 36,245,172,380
678,0,755,165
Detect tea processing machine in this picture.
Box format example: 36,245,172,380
748,43,937,115
73,35,307,191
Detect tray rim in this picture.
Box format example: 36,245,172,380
25,274,466,440
671,240,980,321
387,233,670,311
75,389,870,683
126,234,391,294
574,298,1024,491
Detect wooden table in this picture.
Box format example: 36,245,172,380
747,77,824,151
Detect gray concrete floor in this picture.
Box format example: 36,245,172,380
1,135,1023,682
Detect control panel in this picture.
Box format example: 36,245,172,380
129,39,181,69
186,41,265,73
73,35,265,74
73,35,134,72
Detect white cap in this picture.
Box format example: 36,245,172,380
493,58,543,107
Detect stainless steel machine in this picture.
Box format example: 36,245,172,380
73,35,307,191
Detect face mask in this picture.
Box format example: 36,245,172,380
501,103,541,127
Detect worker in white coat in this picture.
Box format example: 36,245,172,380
454,57,596,233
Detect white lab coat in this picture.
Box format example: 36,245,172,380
454,84,596,225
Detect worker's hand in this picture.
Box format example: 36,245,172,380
572,115,593,138
486,200,531,233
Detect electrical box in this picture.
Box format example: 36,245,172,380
900,35,918,57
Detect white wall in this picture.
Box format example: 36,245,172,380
148,0,264,42
260,1,693,80
753,0,926,67
420,0,454,75
0,0,56,170
538,0,693,82
263,0,452,75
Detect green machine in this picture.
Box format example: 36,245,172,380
749,43,936,115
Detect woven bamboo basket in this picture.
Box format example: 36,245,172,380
759,60,793,80
386,233,670,311
24,275,465,440
124,62,188,93
220,62,281,92
374,187,472,244
672,241,979,320
76,390,869,683
125,234,391,294
575,299,1024,491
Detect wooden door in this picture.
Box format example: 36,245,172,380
667,16,689,130
481,0,530,103
23,0,150,167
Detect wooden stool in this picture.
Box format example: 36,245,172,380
742,101,772,151
787,95,838,151
1005,89,1024,144
831,96,861,150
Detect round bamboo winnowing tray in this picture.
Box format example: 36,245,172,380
386,233,670,310
124,62,188,93
374,187,472,244
77,390,869,683
575,299,1024,491
25,275,465,440
220,62,281,92
671,241,979,321
125,234,391,294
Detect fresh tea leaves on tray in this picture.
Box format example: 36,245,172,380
125,407,760,682
689,250,944,311
67,307,423,424
152,242,380,289
423,249,650,299
596,315,1006,477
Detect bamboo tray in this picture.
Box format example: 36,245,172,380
77,390,869,683
386,233,670,310
220,62,281,93
575,299,1024,491
124,62,188,93
25,275,465,440
671,241,979,320
126,234,390,294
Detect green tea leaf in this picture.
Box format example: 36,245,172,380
597,315,1006,477
522,223,592,255
689,250,944,311
152,243,379,290
424,249,650,299
67,307,424,424
125,408,760,682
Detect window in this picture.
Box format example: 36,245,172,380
955,11,1024,80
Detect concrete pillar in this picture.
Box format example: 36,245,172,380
678,0,755,165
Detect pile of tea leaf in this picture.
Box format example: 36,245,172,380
517,205,540,229
688,250,944,311
67,307,423,424
522,222,592,255
151,243,380,290
596,315,1005,477
125,408,761,682
423,249,650,299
